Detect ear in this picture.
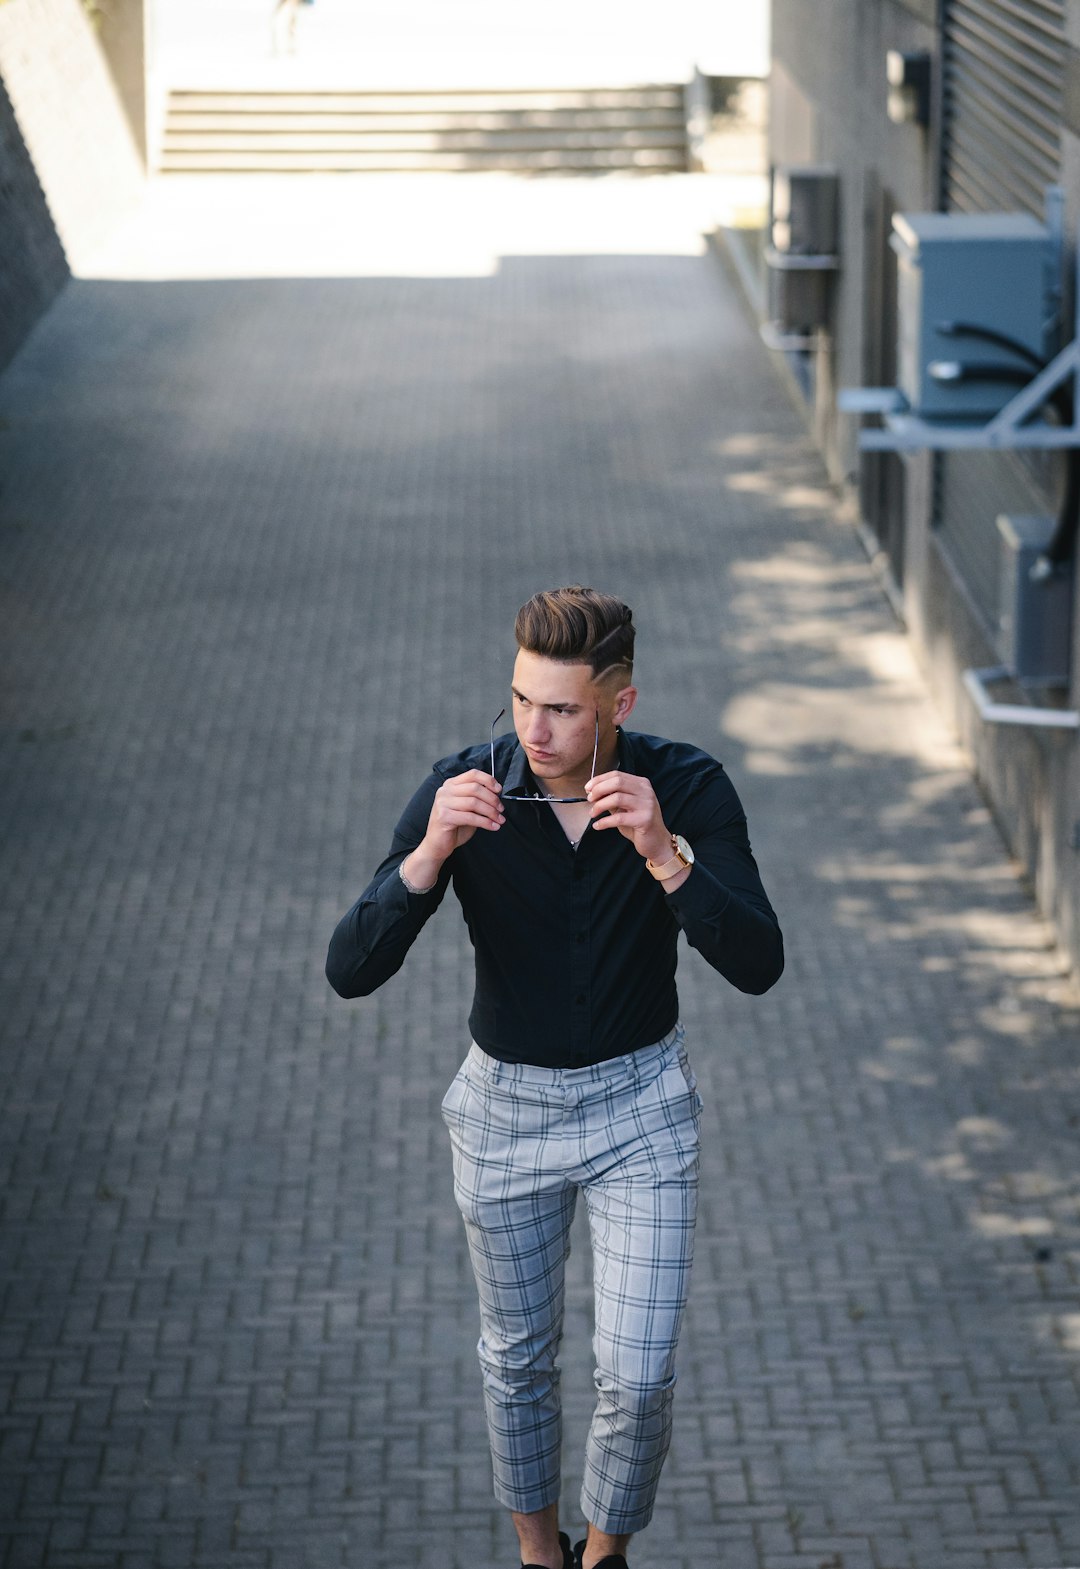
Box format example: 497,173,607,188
612,684,637,724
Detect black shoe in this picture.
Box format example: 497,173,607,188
522,1531,575,1569
574,1541,629,1569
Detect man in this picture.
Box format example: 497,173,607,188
270,0,303,55
327,586,783,1569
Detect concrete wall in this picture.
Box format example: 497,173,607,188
768,0,1080,975
92,0,149,163
0,0,145,275
0,74,70,374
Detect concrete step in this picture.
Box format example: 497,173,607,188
158,146,687,173
163,130,689,152
160,84,691,173
167,88,687,112
166,111,688,132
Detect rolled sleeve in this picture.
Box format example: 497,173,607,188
664,773,784,995
325,770,450,998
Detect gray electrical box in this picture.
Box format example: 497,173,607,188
891,212,1056,419
997,514,1074,687
771,166,839,255
766,166,839,334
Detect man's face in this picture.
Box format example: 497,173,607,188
510,649,632,783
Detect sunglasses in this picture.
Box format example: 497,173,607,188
490,709,600,802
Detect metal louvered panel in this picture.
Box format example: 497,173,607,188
936,449,1059,625
941,0,1065,217
936,0,1065,629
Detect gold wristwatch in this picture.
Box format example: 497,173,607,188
646,834,695,881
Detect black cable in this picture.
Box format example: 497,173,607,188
936,319,1045,372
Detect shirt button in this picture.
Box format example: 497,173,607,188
575,993,586,1005
575,933,586,944
573,866,586,881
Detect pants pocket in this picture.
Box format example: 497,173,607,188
440,1058,473,1128
674,1046,704,1114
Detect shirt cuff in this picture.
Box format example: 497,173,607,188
366,864,410,921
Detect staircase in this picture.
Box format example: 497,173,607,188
158,86,691,174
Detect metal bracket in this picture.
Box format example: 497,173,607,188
837,387,907,416
842,336,1080,450
962,665,1079,729
763,248,840,272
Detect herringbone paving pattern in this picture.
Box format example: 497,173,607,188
2,190,1080,1569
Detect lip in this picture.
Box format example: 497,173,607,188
527,749,555,762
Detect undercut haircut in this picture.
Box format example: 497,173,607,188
514,586,635,682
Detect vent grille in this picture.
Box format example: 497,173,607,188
941,0,1065,214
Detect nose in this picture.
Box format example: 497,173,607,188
523,710,551,746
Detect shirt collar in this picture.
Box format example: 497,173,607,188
502,739,534,796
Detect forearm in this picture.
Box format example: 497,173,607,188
637,823,691,897
325,858,448,997
659,863,691,896
593,756,782,994
667,861,784,994
400,843,445,893
326,771,453,999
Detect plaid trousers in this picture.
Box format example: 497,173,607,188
440,1025,701,1534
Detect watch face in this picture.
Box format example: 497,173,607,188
674,834,695,865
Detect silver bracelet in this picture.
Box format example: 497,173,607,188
399,861,436,896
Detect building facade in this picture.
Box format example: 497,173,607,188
768,0,1080,972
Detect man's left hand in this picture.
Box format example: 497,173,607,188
585,771,672,864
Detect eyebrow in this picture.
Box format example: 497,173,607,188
510,687,580,710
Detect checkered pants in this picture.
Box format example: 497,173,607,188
440,1025,701,1534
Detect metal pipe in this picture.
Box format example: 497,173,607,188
962,666,1079,729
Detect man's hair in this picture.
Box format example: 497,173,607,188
514,586,635,682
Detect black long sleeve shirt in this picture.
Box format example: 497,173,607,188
326,727,783,1067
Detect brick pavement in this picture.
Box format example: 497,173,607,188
2,182,1080,1569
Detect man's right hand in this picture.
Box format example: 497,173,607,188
401,770,504,890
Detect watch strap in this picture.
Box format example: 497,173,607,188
646,835,691,881
646,853,686,881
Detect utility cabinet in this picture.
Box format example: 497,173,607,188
765,166,839,336
891,212,1057,419
997,514,1074,687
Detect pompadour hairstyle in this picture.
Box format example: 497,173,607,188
514,586,635,681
